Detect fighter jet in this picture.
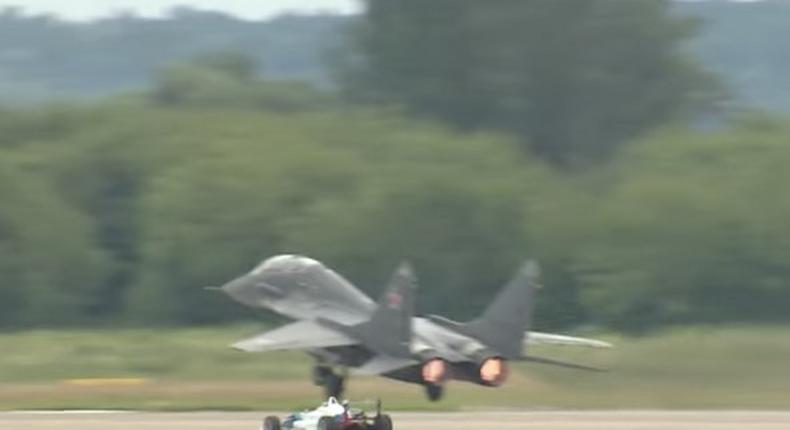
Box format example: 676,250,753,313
220,255,611,401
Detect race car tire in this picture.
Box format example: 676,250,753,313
318,416,338,430
374,414,393,430
263,416,281,430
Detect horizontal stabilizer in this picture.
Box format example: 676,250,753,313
526,331,613,349
520,354,607,372
232,320,357,353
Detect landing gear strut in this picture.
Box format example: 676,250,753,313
425,383,444,402
313,365,345,399
325,373,345,399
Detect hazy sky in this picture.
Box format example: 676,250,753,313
0,0,361,21
0,0,763,21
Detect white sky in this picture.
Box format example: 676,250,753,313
0,0,763,22
0,0,362,21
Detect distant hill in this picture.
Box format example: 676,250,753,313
0,2,788,112
676,0,790,112
0,8,351,101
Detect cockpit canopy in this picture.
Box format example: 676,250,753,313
251,254,321,275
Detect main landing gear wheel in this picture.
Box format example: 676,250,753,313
425,384,444,402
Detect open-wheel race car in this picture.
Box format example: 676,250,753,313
262,397,393,430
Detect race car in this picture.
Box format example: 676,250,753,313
262,397,393,430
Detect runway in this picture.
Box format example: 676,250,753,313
2,411,790,430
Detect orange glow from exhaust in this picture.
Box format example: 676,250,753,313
422,358,447,384
480,357,509,386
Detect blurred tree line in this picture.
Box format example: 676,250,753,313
344,0,720,167
2,1,790,112
0,0,789,332
0,6,350,99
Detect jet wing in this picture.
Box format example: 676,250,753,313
232,320,358,352
525,331,612,349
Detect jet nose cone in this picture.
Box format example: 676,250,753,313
221,275,257,306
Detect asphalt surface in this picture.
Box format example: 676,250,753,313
2,411,790,430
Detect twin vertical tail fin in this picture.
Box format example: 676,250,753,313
322,260,538,361
319,262,416,358
428,260,540,359
364,261,417,354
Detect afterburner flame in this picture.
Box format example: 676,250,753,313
422,358,447,384
479,357,509,386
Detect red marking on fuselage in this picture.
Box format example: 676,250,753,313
387,292,403,309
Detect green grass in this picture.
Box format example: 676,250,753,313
0,325,311,382
0,325,788,410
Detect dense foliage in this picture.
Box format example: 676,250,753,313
343,0,719,167
2,92,790,331
1,2,789,333
528,118,790,329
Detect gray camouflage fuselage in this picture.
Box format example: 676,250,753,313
221,254,609,398
222,255,498,384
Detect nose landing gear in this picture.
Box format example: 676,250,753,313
313,365,345,399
